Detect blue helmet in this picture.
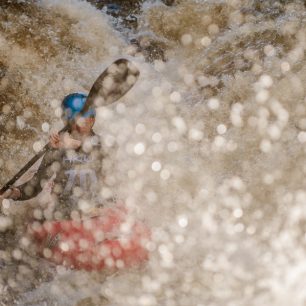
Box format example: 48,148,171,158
62,93,96,121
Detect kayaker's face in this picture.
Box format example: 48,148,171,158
73,116,95,135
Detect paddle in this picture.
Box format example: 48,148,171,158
0,58,139,194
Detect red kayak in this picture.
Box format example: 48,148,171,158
28,206,150,271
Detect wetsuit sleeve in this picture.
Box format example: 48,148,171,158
16,150,58,201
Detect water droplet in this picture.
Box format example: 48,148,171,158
160,169,170,180
208,98,220,110
152,161,161,172
177,215,188,228
281,61,290,73
256,90,269,104
189,128,203,141
259,75,273,88
42,122,50,132
217,124,227,135
233,208,243,218
181,34,193,46
33,141,43,152
152,133,162,143
200,36,211,47
170,91,181,103
135,123,146,134
134,143,145,155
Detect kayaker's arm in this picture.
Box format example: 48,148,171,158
16,170,45,201
1,167,45,201
1,134,80,202
13,149,60,201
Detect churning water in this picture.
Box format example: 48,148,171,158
1,0,306,305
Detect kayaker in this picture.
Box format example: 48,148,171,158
2,93,104,219
1,94,150,272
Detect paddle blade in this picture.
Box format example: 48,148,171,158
83,59,139,112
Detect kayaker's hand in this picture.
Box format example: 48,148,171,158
50,132,61,149
1,188,21,200
50,132,81,149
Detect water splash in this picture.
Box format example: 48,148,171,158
2,0,306,305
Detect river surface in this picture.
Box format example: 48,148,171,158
1,0,306,305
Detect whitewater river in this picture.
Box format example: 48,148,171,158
1,0,306,305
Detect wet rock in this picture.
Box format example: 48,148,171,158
105,3,121,16
85,1,175,61
254,0,286,18
0,0,37,9
0,62,6,79
87,1,141,29
163,0,176,5
130,36,167,62
76,295,109,306
88,1,142,16
87,0,175,29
